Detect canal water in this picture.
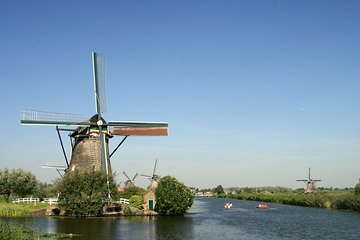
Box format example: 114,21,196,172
1,197,360,239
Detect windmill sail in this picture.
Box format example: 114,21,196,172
112,126,168,136
93,52,107,117
110,121,168,136
21,109,88,126
92,52,109,176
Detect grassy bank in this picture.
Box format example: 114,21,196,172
0,202,48,217
0,223,79,239
217,191,360,211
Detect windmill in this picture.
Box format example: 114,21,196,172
21,52,168,180
141,159,161,189
297,167,321,193
123,172,138,188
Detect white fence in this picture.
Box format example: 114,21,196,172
12,198,58,205
13,197,129,205
115,198,129,204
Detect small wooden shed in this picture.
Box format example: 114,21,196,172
143,189,156,211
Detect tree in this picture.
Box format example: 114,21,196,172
34,182,57,198
0,169,11,201
11,169,37,198
0,168,37,202
155,176,194,215
355,183,360,196
57,170,118,216
213,185,225,195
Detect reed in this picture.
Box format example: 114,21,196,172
218,191,360,211
0,202,48,217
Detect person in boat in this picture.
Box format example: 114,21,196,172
224,202,232,208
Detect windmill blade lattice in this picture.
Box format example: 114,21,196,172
21,109,88,126
93,52,107,117
92,52,109,176
152,159,158,178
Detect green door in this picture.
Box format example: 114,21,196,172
148,199,154,210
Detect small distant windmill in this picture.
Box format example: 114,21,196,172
21,52,168,182
297,167,321,193
141,159,161,189
123,172,138,188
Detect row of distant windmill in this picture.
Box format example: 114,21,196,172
122,159,160,188
21,52,168,190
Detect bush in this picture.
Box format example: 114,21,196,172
57,170,118,216
355,184,360,196
129,195,144,209
123,207,133,216
155,176,194,215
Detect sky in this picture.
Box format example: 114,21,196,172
1,0,360,189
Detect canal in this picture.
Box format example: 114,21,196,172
1,197,360,239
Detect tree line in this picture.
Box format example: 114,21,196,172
0,168,194,216
0,168,58,202
199,184,360,195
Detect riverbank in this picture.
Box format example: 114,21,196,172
0,202,154,217
216,191,360,211
0,202,48,217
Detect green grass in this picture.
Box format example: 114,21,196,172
218,191,360,211
0,223,80,239
0,202,48,217
0,223,38,240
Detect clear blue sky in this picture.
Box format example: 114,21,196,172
1,0,359,189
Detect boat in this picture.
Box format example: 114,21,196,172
256,204,269,209
224,202,233,209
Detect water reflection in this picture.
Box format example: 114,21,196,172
48,215,193,239
53,217,118,239
155,216,194,240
